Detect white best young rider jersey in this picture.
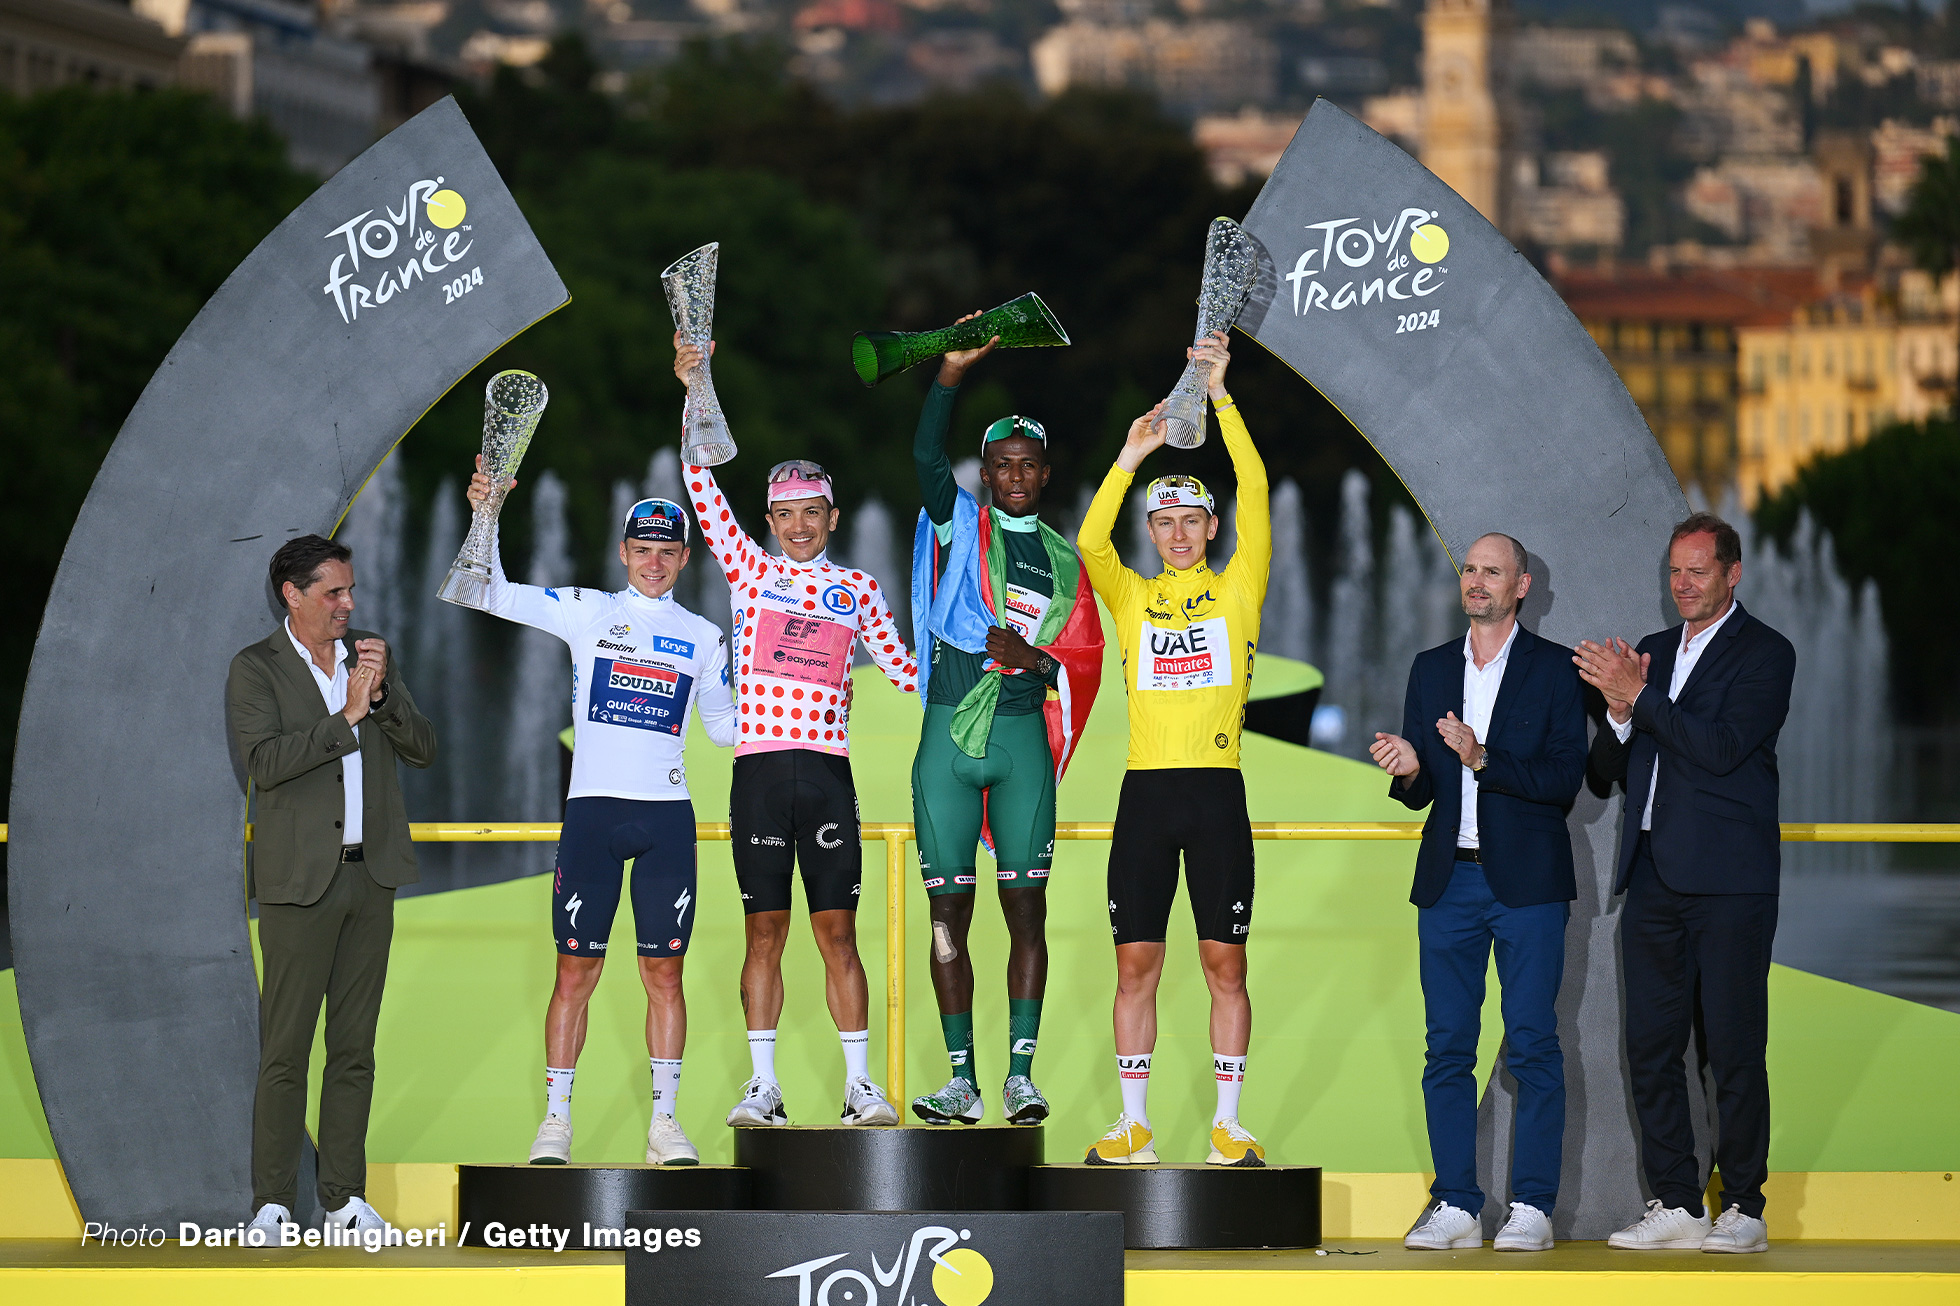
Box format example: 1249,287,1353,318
685,464,919,756
484,536,738,801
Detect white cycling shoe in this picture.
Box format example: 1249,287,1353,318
726,1076,790,1127
840,1077,900,1126
645,1113,700,1165
529,1116,572,1164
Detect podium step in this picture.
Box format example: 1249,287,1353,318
734,1125,1044,1211
1033,1164,1322,1249
458,1164,750,1247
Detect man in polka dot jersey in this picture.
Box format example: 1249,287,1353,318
673,333,921,1130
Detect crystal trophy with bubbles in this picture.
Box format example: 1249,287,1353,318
437,369,550,610
662,242,737,467
851,292,1070,386
1157,218,1259,449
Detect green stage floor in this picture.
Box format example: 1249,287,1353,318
5,619,1960,1171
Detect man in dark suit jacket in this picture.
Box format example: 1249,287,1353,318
227,534,435,1240
1577,512,1794,1255
1371,534,1587,1253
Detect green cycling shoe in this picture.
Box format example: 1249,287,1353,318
911,1076,984,1125
1001,1075,1049,1124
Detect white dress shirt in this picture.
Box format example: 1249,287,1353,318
1609,599,1738,831
1458,621,1520,849
285,618,362,845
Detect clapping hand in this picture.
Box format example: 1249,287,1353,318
1573,638,1648,722
1370,732,1419,780
1436,711,1483,769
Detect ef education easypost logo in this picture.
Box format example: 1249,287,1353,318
1283,205,1452,331
321,176,478,324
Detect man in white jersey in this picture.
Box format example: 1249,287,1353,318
673,335,920,1129
467,463,737,1165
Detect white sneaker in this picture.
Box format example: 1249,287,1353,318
1404,1201,1482,1250
246,1203,292,1247
726,1076,789,1127
321,1196,390,1233
840,1078,900,1126
1608,1199,1712,1250
529,1116,572,1164
645,1113,700,1165
1702,1204,1768,1254
1493,1202,1553,1251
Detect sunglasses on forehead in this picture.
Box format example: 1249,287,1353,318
768,459,830,483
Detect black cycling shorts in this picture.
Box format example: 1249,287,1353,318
553,795,698,957
1108,768,1254,946
730,749,862,915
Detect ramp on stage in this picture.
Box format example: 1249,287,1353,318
1,1239,1955,1306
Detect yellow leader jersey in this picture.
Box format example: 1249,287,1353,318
1076,399,1270,770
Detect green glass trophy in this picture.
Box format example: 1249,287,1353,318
851,293,1070,386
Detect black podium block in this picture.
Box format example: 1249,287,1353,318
734,1126,1043,1211
1031,1164,1321,1249
458,1164,752,1247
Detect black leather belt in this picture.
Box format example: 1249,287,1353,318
1455,847,1482,864
339,844,365,863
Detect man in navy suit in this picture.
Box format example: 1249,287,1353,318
1576,513,1794,1255
1371,534,1587,1253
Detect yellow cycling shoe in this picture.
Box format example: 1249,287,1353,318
1207,1118,1267,1167
1085,1114,1159,1165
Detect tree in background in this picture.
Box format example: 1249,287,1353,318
0,87,312,790
1894,136,1960,402
1755,419,1960,721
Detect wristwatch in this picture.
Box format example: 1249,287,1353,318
371,680,390,712
1471,746,1488,772
1034,652,1056,678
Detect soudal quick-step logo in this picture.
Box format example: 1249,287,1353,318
1284,207,1451,318
322,177,477,324
609,661,679,698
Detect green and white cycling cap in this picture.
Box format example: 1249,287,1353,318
981,415,1048,451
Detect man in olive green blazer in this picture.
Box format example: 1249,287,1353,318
227,534,435,1237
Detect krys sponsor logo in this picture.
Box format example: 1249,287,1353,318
321,177,478,324
768,1225,996,1306
1283,207,1452,323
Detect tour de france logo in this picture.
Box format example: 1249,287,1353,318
1283,206,1452,330
321,176,481,325
767,1225,995,1306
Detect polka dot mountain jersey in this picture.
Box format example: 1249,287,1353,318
687,465,920,756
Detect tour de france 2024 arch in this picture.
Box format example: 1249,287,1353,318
1237,99,1690,1240
8,97,569,1229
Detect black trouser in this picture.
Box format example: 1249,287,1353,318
1622,834,1778,1219
253,855,395,1212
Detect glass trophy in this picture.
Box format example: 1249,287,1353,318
1158,217,1259,449
851,292,1070,386
436,369,549,610
662,242,737,467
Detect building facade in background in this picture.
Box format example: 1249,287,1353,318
0,0,182,94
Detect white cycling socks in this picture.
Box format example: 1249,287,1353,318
840,1029,870,1083
650,1058,683,1116
748,1029,779,1084
1118,1053,1152,1127
545,1066,575,1121
1214,1054,1247,1124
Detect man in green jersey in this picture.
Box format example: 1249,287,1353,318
907,321,1104,1126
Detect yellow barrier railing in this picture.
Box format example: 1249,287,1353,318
2,819,1955,1103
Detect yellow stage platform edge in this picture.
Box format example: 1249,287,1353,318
1124,1271,1960,1306
0,1265,622,1306
1,1265,1955,1306
5,1159,1957,1240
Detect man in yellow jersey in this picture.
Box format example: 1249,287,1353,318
1074,330,1270,1167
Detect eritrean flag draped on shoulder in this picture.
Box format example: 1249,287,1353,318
911,488,1102,781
